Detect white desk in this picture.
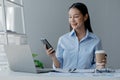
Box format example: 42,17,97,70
0,69,120,80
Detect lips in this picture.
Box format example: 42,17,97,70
71,23,77,27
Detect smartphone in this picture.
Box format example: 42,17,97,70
41,38,54,49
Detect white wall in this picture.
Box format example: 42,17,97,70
23,0,120,68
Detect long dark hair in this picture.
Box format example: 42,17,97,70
69,2,93,33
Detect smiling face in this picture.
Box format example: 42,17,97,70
68,8,88,31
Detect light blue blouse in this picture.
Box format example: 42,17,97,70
54,29,102,69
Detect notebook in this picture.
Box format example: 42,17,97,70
4,45,58,73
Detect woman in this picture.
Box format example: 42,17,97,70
46,2,106,69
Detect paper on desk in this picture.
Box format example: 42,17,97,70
73,69,95,73
54,69,95,73
49,69,120,78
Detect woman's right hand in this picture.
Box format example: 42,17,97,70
46,47,55,58
45,45,60,68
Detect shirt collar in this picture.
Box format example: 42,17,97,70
69,29,95,39
69,29,75,36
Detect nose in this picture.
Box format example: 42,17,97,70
70,17,75,22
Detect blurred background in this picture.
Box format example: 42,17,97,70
22,0,120,69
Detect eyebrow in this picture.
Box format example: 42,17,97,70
69,14,80,17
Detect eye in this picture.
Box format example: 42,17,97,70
74,15,79,18
69,16,72,18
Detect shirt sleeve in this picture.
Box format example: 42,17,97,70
92,39,103,68
95,39,103,50
53,38,63,69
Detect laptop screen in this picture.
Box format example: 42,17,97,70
4,45,37,73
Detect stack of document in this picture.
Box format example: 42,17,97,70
54,69,95,73
0,32,28,45
0,45,9,71
54,68,116,73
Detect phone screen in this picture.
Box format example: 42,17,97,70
41,38,53,49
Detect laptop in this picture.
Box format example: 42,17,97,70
4,45,58,73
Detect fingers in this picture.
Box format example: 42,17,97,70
96,55,107,69
98,57,107,63
96,62,105,66
102,59,107,63
46,48,55,55
48,48,55,54
96,59,107,66
96,59,107,68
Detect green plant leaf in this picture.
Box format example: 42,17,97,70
32,53,44,68
32,53,38,58
34,60,44,69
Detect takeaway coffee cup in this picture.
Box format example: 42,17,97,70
95,50,107,69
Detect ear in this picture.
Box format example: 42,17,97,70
84,14,88,21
